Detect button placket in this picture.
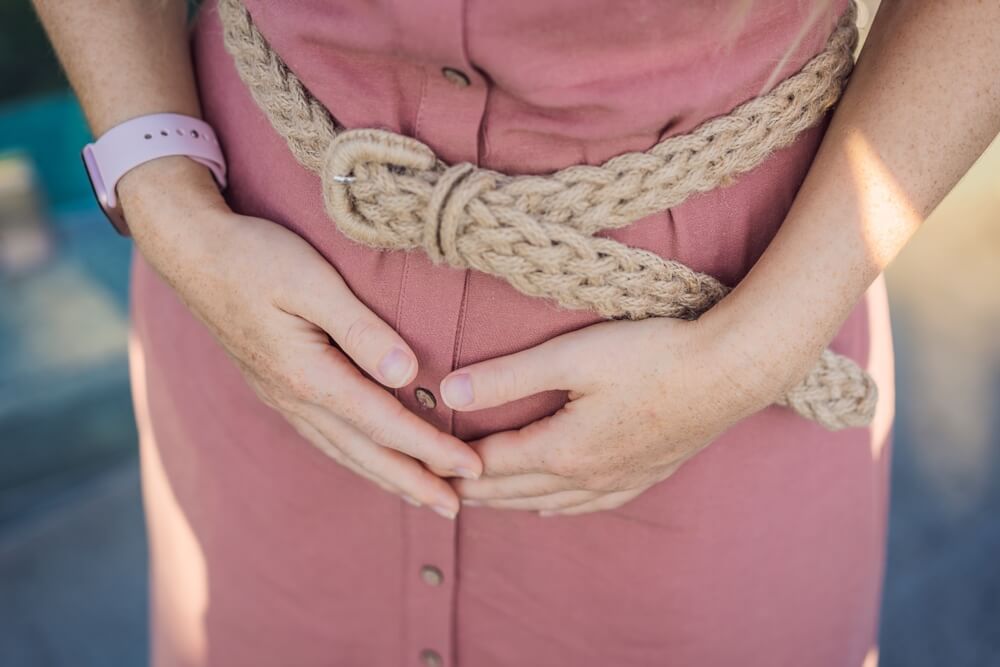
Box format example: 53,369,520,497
401,471,458,667
391,1,483,664
396,254,467,667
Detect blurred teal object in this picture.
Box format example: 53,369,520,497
0,92,133,521
0,92,95,214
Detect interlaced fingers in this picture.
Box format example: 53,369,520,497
218,0,877,430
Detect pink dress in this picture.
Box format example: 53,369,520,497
130,1,895,665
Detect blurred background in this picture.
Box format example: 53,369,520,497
0,1,997,665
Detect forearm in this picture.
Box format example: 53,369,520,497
709,0,1000,393
32,0,224,234
34,0,197,132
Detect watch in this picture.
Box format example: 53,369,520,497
81,112,228,236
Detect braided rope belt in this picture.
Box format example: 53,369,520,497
217,0,877,430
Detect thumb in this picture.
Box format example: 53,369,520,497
440,334,579,411
283,264,417,388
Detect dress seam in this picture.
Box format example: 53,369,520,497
394,250,410,667
449,269,472,434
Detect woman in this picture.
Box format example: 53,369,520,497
34,0,999,665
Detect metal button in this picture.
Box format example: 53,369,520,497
420,649,443,667
420,565,444,587
415,387,437,409
441,66,470,88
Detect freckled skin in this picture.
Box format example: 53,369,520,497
33,0,1000,516
445,0,1000,514
32,1,487,518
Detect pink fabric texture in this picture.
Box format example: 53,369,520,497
129,1,894,665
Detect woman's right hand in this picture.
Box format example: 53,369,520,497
118,157,479,518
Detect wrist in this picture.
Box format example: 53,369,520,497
117,155,229,239
696,293,818,411
119,154,225,216
117,156,239,275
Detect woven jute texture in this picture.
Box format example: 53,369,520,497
217,0,877,430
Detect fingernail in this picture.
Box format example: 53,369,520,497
402,494,421,507
378,347,413,386
441,373,474,408
461,499,481,507
453,466,479,480
431,504,457,520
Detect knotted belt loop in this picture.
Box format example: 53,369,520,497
424,165,497,266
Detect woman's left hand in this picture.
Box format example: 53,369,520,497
440,315,784,515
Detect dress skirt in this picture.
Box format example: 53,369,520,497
130,1,894,665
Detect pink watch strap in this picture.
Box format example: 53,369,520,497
83,112,227,211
